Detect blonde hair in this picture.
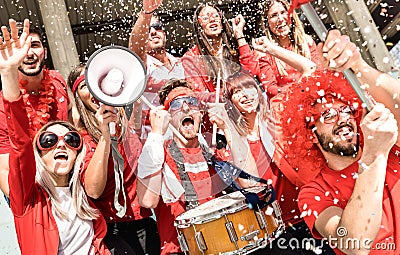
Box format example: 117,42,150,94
33,120,99,220
259,0,312,75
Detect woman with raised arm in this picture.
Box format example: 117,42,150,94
231,0,318,99
0,19,109,255
256,0,319,97
182,2,241,92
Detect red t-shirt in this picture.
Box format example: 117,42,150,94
154,142,229,254
258,42,319,98
298,145,400,255
80,129,152,223
182,45,216,92
249,139,303,226
0,69,69,154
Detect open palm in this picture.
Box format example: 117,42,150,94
0,19,31,74
143,0,162,13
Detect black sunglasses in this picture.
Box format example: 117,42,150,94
149,22,164,31
37,131,82,151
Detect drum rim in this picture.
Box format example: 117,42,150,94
175,186,270,226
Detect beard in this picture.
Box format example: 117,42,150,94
179,125,199,140
315,130,360,156
18,60,45,77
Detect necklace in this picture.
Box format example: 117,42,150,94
19,69,55,138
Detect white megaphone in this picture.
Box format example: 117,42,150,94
85,46,146,135
85,45,188,143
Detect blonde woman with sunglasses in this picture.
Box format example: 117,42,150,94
0,19,109,255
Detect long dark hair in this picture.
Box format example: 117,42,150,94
224,71,270,136
193,3,240,79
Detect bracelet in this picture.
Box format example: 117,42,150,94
143,9,156,14
236,36,246,41
358,160,370,173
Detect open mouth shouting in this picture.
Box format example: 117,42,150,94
91,96,101,109
334,124,355,141
181,116,195,131
209,23,220,31
54,151,69,163
150,34,162,42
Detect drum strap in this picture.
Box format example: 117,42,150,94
168,141,200,210
199,142,277,209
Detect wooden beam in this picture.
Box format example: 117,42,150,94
37,0,79,80
365,0,382,12
381,11,400,39
323,0,395,73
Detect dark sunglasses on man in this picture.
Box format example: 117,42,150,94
169,96,199,111
149,22,164,31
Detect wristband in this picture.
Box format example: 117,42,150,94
143,9,156,14
236,36,246,41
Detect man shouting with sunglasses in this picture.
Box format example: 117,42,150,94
136,79,256,255
129,0,185,141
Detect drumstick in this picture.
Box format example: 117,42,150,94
211,69,221,146
140,95,188,145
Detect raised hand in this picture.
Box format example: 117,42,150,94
207,102,229,130
142,0,163,14
360,103,398,161
252,36,274,54
231,15,246,39
317,30,361,72
149,106,170,135
0,19,31,74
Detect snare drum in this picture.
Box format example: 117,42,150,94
175,186,284,255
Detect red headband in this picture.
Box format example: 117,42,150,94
163,86,194,110
72,74,85,94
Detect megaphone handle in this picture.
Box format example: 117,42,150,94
109,122,116,136
140,96,188,145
